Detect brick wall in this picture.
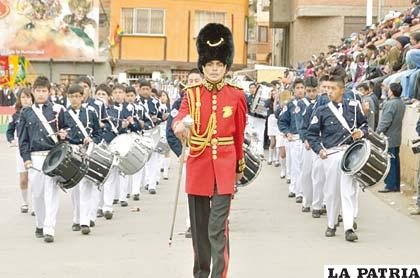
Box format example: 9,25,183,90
290,16,344,66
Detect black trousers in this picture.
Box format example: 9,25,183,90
188,193,231,278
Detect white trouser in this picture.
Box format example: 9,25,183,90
248,115,266,155
322,149,358,230
289,140,303,196
145,152,160,190
285,141,291,179
312,155,326,210
299,146,315,207
102,167,119,212
71,178,96,226
29,154,60,236
89,185,101,222
119,175,130,202
131,168,145,195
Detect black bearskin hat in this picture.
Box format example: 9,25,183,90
196,23,234,73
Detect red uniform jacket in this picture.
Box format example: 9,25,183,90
174,82,247,196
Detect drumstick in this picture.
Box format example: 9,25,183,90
169,115,194,247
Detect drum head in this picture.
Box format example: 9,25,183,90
43,143,68,174
341,141,368,173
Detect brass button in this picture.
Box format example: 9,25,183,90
212,155,217,160
211,138,218,145
212,145,217,150
212,95,217,100
213,130,217,134
212,100,217,105
212,150,217,155
196,102,201,107
212,105,217,110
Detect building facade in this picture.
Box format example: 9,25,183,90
248,0,273,66
270,0,410,67
29,0,112,84
110,0,249,81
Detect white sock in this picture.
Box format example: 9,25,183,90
274,147,279,162
21,189,28,205
163,157,170,176
268,148,273,163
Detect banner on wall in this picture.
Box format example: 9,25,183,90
0,0,100,60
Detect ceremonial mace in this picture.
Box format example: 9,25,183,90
168,115,194,246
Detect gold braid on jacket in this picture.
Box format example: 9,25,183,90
186,86,217,158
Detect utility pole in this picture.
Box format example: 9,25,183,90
367,0,373,27
377,0,383,23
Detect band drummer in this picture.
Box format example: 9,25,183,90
65,84,102,235
18,76,68,243
307,75,368,242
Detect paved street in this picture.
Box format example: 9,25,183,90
0,138,420,278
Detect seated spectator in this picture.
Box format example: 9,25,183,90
401,49,420,99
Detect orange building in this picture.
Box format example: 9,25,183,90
110,0,249,81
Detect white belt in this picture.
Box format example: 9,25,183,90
328,145,349,152
31,151,49,156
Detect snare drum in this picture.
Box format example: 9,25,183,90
109,133,154,175
341,138,390,188
236,138,262,187
42,143,88,190
83,143,114,186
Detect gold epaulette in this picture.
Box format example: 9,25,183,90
226,81,243,90
182,82,202,92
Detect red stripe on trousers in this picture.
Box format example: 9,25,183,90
222,205,231,278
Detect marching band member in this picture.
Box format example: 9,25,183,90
266,87,279,166
297,77,319,213
158,91,171,180
138,79,160,195
124,86,145,202
274,89,292,179
167,69,203,238
111,84,131,207
6,88,34,214
18,76,68,243
307,75,367,242
246,82,266,158
167,69,203,239
173,23,246,278
65,84,102,235
100,84,129,219
92,83,112,218
278,79,306,202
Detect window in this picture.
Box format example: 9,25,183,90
121,8,165,35
258,26,268,43
195,11,226,36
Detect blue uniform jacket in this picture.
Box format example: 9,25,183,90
86,97,107,121
306,99,368,154
65,107,102,145
6,111,20,143
166,97,182,157
278,98,303,136
18,102,68,161
122,103,143,133
297,97,317,141
102,104,128,144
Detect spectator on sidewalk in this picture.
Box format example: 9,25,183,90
377,83,406,193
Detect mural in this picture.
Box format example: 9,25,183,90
0,0,99,59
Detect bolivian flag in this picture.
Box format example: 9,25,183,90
110,24,124,47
